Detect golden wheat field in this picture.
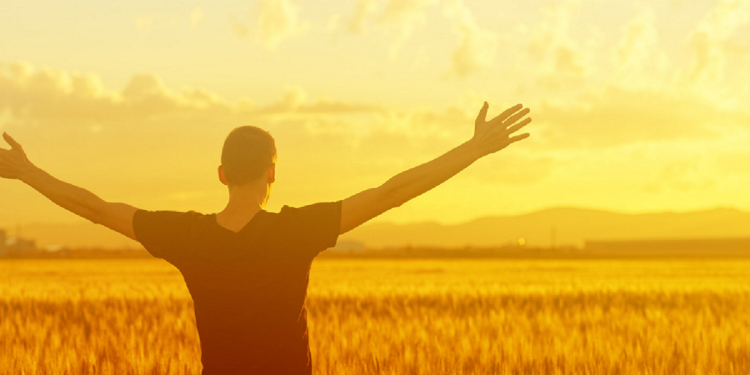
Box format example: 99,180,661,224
2,258,750,375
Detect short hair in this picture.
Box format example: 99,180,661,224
221,126,276,185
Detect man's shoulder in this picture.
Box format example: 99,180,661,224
134,209,212,230
136,209,207,217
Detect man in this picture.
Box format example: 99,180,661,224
0,102,531,374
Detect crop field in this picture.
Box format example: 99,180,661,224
2,258,750,374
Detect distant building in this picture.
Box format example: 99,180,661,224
332,240,366,252
585,237,750,256
0,228,37,257
6,237,37,256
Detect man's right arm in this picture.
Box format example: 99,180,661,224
340,102,532,234
0,133,138,240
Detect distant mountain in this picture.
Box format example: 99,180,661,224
8,222,140,249
340,207,750,248
8,207,750,249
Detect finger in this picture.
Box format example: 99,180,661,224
502,108,531,128
3,132,21,150
509,133,530,144
475,101,489,124
489,104,523,124
488,116,530,136
505,117,532,135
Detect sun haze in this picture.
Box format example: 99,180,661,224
1,0,750,245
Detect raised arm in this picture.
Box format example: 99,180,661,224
0,133,138,240
340,102,531,234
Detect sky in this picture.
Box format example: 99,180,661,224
2,0,750,230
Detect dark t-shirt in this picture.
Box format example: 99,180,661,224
132,201,342,375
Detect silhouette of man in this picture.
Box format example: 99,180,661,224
0,102,531,374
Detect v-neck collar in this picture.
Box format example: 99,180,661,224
212,210,268,234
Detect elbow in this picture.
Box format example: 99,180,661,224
380,186,405,209
86,209,103,225
83,200,107,225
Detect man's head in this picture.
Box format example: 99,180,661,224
219,126,277,187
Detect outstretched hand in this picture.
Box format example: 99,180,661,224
0,132,34,180
470,102,531,158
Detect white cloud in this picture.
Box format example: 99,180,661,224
0,61,382,126
231,18,251,38
134,9,205,31
443,0,498,78
348,0,379,34
254,86,383,116
233,0,307,49
525,1,593,88
343,0,496,70
325,14,341,34
688,0,750,85
257,0,302,48
381,0,437,59
135,16,154,31
0,108,14,129
614,6,658,80
190,7,204,29
346,0,438,59
536,87,750,149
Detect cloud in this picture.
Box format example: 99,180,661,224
525,1,593,88
0,61,117,123
6,60,749,165
644,159,716,194
537,87,750,149
135,16,154,31
342,0,497,71
233,0,307,49
134,9,205,31
348,0,378,34
0,60,470,220
0,107,14,129
0,61,383,127
190,7,204,28
380,0,437,58
256,0,303,48
253,87,383,116
614,6,658,79
345,0,437,59
443,0,498,78
231,19,251,38
688,0,750,85
0,62,229,124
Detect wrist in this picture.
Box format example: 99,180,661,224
19,164,42,184
462,139,485,161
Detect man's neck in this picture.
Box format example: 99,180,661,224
215,182,269,232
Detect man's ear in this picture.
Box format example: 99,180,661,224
218,165,228,186
268,164,276,184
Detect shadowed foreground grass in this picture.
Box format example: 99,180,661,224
2,259,750,374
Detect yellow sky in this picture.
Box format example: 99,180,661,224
2,0,750,229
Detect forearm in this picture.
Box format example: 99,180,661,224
20,166,107,224
339,102,530,234
380,141,481,207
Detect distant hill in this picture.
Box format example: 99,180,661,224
7,207,750,249
340,207,750,248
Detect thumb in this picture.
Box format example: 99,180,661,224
3,132,22,150
475,101,489,124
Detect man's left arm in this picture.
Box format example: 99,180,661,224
0,133,138,240
339,102,531,234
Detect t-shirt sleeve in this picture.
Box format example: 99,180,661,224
273,200,342,255
132,209,192,262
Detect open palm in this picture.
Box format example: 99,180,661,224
471,102,531,157
0,132,33,180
